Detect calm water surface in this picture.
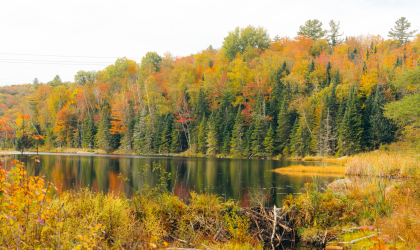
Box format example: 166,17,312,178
5,152,339,207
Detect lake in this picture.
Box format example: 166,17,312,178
4,152,340,207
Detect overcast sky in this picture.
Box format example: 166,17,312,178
0,0,418,86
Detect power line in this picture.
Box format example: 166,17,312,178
0,52,143,60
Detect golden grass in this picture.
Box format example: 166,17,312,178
322,157,350,164
345,150,420,177
301,156,325,162
273,165,346,174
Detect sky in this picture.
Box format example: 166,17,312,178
0,0,419,86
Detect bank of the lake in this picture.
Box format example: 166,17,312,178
2,149,420,249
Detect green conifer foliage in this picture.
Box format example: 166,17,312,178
251,115,266,157
134,109,148,153
206,120,219,157
370,84,396,148
161,115,174,153
338,86,363,155
170,128,181,153
197,116,208,154
230,108,244,156
263,125,275,157
96,106,113,153
276,98,294,154
325,61,332,88
82,115,96,149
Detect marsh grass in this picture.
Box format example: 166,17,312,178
273,165,346,175
345,150,420,177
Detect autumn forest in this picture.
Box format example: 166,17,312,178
1,18,420,158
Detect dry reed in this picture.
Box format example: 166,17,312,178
273,165,346,174
345,151,420,177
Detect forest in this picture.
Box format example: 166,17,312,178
1,17,420,158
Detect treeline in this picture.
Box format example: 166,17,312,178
1,17,420,157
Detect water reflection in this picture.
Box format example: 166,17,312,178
5,153,339,207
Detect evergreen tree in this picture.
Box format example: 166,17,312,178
222,112,235,154
206,118,218,156
298,19,327,40
170,128,181,153
195,88,209,120
388,17,418,44
153,115,164,153
361,93,374,149
197,116,208,154
230,108,244,156
370,84,396,148
326,20,344,46
251,115,266,157
134,108,148,153
161,114,173,153
121,105,135,152
325,61,332,87
263,125,275,157
276,98,294,154
96,106,113,153
337,86,363,155
290,116,310,156
82,114,96,149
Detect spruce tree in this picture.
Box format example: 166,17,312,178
369,84,396,148
263,125,275,157
337,86,363,155
121,105,135,152
96,106,113,153
170,128,181,153
251,115,266,157
161,115,173,153
206,118,218,156
134,108,148,153
290,116,309,157
195,88,209,120
82,114,96,149
276,98,294,154
197,116,207,154
325,61,332,88
230,108,244,156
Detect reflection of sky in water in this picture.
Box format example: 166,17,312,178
5,153,339,207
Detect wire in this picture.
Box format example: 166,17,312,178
0,52,143,60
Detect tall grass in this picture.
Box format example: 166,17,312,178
273,165,346,175
345,151,420,177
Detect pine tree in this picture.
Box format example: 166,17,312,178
96,106,113,153
263,125,275,157
230,108,244,156
370,84,396,148
388,17,418,44
153,115,164,153
222,112,235,154
338,86,363,155
197,116,207,154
